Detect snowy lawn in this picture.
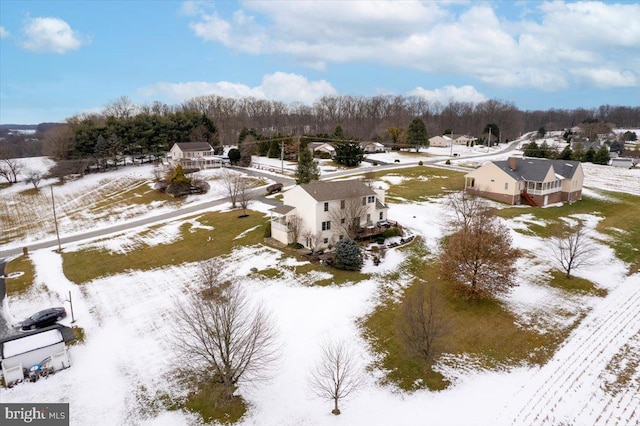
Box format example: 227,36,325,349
1,155,639,426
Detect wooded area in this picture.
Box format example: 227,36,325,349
1,94,638,161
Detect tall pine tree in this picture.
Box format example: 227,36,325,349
406,118,428,152
295,142,321,184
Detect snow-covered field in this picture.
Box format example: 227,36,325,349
1,154,639,425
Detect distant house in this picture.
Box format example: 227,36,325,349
168,142,222,169
1,325,74,386
453,134,478,145
308,142,336,157
464,157,584,206
610,157,633,168
270,180,389,249
429,135,451,147
359,141,386,153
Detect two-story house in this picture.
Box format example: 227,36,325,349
464,157,583,206
168,142,222,170
270,180,389,249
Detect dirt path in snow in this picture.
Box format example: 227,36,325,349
500,273,640,425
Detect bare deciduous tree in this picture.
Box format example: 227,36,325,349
439,192,519,299
0,157,23,184
447,191,489,232
174,269,279,400
42,124,75,160
550,222,597,279
237,179,254,216
25,170,43,189
330,198,368,240
285,215,304,246
397,282,445,364
221,170,242,208
302,229,323,253
308,339,363,415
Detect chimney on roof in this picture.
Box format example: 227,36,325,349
508,157,517,171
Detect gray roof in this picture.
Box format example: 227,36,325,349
271,205,296,215
493,157,581,182
175,142,213,152
300,180,376,202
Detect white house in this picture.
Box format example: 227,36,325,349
453,134,478,145
308,142,336,157
464,157,584,206
429,135,452,147
168,142,223,169
1,325,73,386
270,180,389,249
360,141,386,153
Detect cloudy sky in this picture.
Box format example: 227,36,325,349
1,0,639,124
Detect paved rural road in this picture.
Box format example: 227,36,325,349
0,140,522,336
0,140,523,260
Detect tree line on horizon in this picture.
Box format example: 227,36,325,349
0,94,638,161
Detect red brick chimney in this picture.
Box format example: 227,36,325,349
508,157,517,171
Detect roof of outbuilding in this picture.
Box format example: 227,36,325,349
0,325,75,359
271,205,296,215
300,180,376,202
493,157,581,182
174,142,213,151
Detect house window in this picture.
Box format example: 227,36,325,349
340,200,345,209
504,182,508,190
368,196,375,203
362,197,366,206
323,238,329,244
322,221,331,231
339,235,344,241
341,218,345,224
379,212,383,220
367,213,371,223
324,202,329,212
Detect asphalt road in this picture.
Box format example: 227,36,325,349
0,141,520,339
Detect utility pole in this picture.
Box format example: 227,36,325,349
50,185,61,252
280,140,284,174
450,130,454,157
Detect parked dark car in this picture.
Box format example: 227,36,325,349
265,182,283,195
21,307,67,331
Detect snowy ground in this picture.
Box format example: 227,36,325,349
1,154,639,425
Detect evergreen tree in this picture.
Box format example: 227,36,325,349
524,141,541,157
560,145,573,160
228,148,241,165
406,118,428,152
334,239,363,271
585,146,596,163
333,125,345,140
334,142,365,167
572,143,585,162
593,145,611,165
295,143,321,184
267,139,281,159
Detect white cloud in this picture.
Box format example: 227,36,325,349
185,1,640,90
570,68,637,88
138,72,337,104
408,85,486,104
0,26,9,38
20,17,88,53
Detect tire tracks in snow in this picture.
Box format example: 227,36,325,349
500,274,640,425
